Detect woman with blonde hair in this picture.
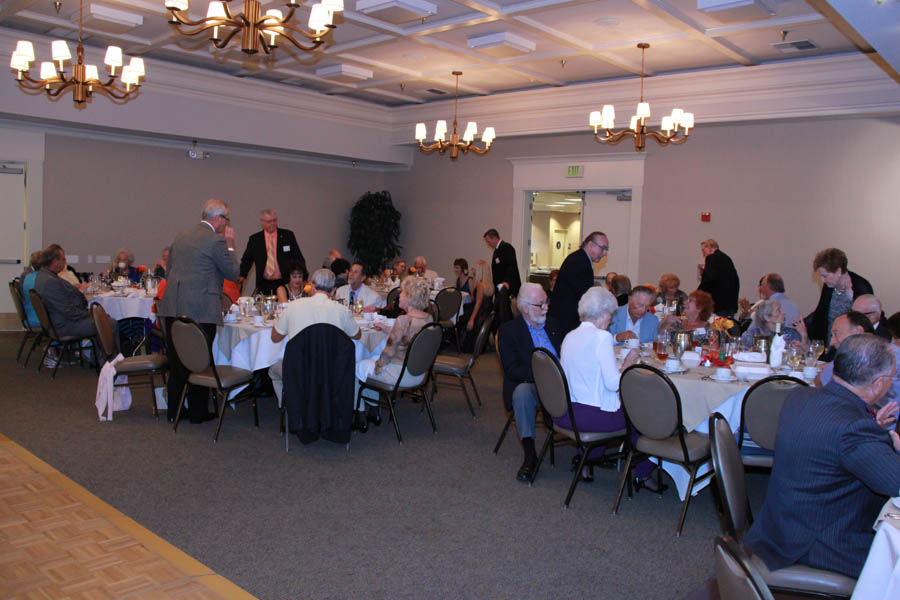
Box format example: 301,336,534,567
458,260,494,352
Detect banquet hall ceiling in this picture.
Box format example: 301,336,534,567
0,0,895,107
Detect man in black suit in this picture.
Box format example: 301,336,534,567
238,209,305,295
698,238,739,317
498,283,565,482
484,228,520,324
547,231,608,335
743,334,900,578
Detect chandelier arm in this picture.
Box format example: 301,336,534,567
16,73,54,90
213,26,243,49
643,130,690,146
276,22,334,41
274,31,325,52
94,86,136,100
417,141,448,154
44,83,72,98
168,11,242,29
593,130,633,146
464,144,492,156
254,5,295,27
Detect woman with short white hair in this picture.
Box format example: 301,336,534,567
560,286,658,488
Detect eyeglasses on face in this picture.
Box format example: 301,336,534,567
523,301,548,309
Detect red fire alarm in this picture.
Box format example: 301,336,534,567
701,212,711,222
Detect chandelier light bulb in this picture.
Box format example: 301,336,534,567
165,0,189,9
206,1,226,19
51,40,71,71
414,71,496,160
661,116,673,133
481,127,495,146
10,53,27,72
414,123,427,142
434,120,447,142
308,3,332,34
104,46,123,75
462,121,477,143
15,40,35,63
589,111,602,131
629,115,639,131
128,57,145,77
84,64,100,82
636,102,650,120
39,61,58,83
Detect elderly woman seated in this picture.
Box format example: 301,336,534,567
103,247,141,283
354,277,434,432
740,298,801,347
559,287,660,489
661,289,715,345
655,273,688,314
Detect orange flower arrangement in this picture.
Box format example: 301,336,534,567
303,282,313,294
408,266,417,275
709,316,735,337
136,264,147,273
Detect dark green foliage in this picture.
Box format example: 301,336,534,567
348,190,402,277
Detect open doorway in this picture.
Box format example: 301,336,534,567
528,191,582,288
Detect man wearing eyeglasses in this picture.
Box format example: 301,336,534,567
548,231,609,335
498,283,565,482
852,294,892,341
158,198,238,424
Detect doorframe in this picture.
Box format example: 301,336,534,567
508,153,646,285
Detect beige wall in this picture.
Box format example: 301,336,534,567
42,134,385,276
531,211,581,268
388,116,900,317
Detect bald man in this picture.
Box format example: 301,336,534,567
852,294,891,341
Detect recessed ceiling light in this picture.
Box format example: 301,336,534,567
316,64,374,81
593,18,619,27
467,31,535,57
356,0,437,24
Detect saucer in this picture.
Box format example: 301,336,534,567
893,497,900,509
711,374,737,383
663,367,689,375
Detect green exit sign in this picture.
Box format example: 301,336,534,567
566,165,583,177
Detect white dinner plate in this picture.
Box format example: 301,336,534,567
705,374,737,383
663,367,690,375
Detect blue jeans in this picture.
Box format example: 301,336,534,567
512,383,538,439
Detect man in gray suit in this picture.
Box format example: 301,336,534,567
158,198,238,423
743,334,900,578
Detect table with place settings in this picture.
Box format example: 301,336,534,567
851,498,900,600
88,289,156,321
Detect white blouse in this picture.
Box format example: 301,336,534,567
560,321,623,412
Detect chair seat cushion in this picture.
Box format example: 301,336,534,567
438,319,454,328
741,454,774,468
115,354,167,374
636,431,710,462
363,376,422,393
433,355,469,375
188,365,253,388
751,554,856,596
553,425,627,444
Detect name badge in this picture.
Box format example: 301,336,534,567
282,245,290,252
494,257,500,263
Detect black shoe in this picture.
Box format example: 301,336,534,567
189,412,216,424
516,460,536,482
580,467,594,483
367,413,382,426
352,412,368,433
633,476,668,495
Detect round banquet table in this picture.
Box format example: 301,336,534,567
852,498,900,600
89,290,156,321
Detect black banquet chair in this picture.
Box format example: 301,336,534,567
282,323,356,450
356,322,442,444
9,280,39,366
739,375,807,468
433,287,463,350
433,314,493,418
613,364,712,536
169,316,255,442
708,412,856,598
28,288,96,378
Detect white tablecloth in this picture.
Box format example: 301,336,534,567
852,499,900,600
90,291,155,321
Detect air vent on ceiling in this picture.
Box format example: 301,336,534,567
772,39,817,53
697,0,774,23
426,88,447,95
356,0,436,24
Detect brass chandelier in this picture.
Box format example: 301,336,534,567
9,0,145,105
164,0,343,55
589,43,694,152
415,71,496,161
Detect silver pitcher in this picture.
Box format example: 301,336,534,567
672,332,692,359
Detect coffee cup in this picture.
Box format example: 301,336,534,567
802,366,818,380
714,367,731,381
253,315,264,326
625,338,640,349
665,358,681,371
224,313,236,323
363,312,374,321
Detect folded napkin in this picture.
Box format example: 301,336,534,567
681,351,701,362
734,364,772,377
734,351,766,363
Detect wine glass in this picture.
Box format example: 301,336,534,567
786,346,803,370
807,340,825,366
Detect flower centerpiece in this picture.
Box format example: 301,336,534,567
706,316,736,364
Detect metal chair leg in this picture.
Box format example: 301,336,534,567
213,390,227,443
173,386,189,432
612,450,636,514
457,374,475,418
493,413,514,454
24,332,42,367
421,386,437,433
530,431,556,485
148,373,159,419
468,373,482,407
676,463,699,536
386,390,402,444
51,343,67,378
16,331,30,362
564,447,591,507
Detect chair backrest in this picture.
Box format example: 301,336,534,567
386,286,400,307
620,364,681,440
170,317,213,374
401,322,443,378
28,288,56,338
710,412,752,539
740,375,807,451
714,537,775,600
469,314,495,366
9,280,30,329
90,303,118,362
434,288,462,322
531,348,571,420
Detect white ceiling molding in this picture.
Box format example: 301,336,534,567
390,53,900,144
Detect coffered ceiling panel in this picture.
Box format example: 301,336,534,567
1,0,895,107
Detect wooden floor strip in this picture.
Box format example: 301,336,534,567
0,434,257,600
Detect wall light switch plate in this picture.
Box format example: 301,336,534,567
701,212,711,222
67,255,78,264
96,255,111,264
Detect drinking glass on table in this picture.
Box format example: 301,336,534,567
807,340,825,366
786,346,803,370
654,332,669,361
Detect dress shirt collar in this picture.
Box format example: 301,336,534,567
200,220,215,232
824,380,870,414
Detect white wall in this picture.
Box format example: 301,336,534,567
531,211,581,268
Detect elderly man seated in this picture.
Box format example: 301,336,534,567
412,256,439,282
498,282,565,482
334,263,385,312
34,244,117,351
269,269,361,404
609,285,659,345
852,294,891,340
743,334,900,579
737,273,801,326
